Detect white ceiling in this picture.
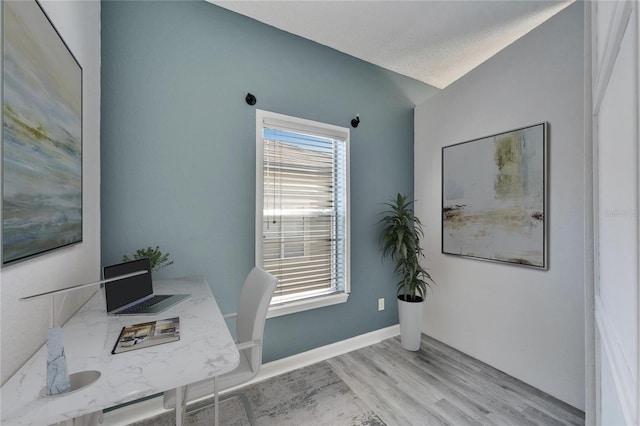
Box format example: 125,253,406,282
210,0,574,89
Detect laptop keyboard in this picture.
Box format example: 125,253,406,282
118,294,172,314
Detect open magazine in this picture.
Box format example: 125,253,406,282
112,317,180,354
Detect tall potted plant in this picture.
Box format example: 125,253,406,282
379,193,433,351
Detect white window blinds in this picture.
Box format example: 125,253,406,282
257,111,349,306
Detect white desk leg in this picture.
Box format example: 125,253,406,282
175,386,184,426
214,377,219,426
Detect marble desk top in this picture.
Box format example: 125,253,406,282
1,276,240,425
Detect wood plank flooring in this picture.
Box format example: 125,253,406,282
326,334,585,426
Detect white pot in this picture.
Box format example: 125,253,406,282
397,296,424,351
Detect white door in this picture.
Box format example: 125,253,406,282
590,1,639,424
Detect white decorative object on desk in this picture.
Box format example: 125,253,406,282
46,327,71,395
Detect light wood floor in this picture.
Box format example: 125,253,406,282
327,334,585,426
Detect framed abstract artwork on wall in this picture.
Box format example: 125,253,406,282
2,0,83,265
442,123,547,269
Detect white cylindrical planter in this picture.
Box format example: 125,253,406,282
397,297,424,351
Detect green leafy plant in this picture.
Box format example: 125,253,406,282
122,246,174,272
378,193,434,302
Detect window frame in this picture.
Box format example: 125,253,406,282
255,109,350,318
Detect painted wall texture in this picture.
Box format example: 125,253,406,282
414,2,585,410
101,1,437,363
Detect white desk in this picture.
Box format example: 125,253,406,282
1,276,239,425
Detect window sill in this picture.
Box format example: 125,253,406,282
266,292,349,318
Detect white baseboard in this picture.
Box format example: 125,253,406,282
103,325,400,426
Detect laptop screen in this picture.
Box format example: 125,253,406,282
103,258,153,312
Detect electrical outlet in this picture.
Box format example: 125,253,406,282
378,298,385,311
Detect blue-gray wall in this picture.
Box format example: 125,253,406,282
101,0,437,362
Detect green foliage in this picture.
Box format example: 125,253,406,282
378,193,434,302
122,246,174,272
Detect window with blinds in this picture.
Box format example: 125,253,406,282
256,110,350,313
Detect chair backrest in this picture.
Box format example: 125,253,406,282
236,267,277,372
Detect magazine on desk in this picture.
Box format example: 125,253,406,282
112,317,180,354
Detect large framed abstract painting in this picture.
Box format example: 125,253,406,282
2,0,82,265
442,123,547,269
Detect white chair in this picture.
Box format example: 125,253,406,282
164,267,277,425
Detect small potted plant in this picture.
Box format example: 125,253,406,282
379,193,434,351
122,246,173,273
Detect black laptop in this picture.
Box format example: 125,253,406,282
103,258,190,315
